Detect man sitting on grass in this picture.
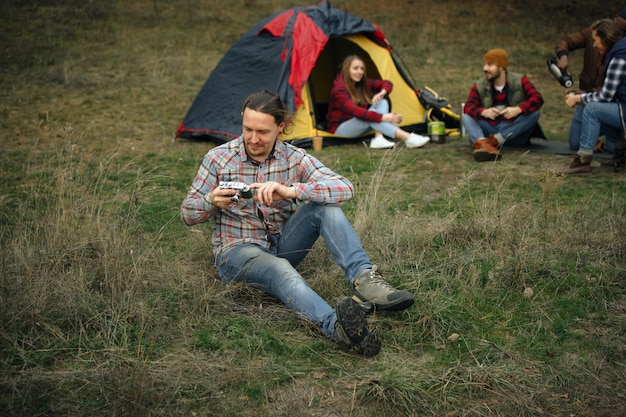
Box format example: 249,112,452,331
461,48,544,162
180,90,414,357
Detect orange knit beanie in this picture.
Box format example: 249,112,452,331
483,49,508,69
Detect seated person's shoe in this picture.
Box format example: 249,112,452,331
600,146,626,172
472,136,501,162
352,265,414,311
565,154,592,175
334,296,381,357
369,135,395,149
405,132,430,148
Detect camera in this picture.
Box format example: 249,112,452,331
219,181,254,202
547,57,574,88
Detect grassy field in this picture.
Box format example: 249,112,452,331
1,0,626,416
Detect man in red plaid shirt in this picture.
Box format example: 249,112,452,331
462,48,544,162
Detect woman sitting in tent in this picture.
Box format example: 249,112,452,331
326,55,430,149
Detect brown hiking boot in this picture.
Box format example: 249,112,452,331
600,146,626,172
472,135,501,162
564,154,592,175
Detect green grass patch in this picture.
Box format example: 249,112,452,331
2,1,626,416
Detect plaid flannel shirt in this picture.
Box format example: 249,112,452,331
464,75,543,126
581,56,626,104
181,137,354,257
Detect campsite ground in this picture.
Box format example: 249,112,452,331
1,0,626,416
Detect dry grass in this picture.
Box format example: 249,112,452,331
2,1,626,416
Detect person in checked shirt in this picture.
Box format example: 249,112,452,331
461,48,544,162
181,90,414,357
563,19,626,175
554,9,626,155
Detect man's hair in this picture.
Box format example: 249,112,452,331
242,90,293,129
339,55,373,106
591,18,623,51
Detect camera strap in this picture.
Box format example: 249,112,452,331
256,207,281,248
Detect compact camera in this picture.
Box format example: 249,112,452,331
219,181,255,202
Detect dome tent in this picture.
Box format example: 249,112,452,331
175,1,426,148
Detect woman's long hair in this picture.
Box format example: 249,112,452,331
591,18,623,53
339,55,373,106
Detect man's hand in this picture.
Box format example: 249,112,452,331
499,106,522,119
482,106,522,120
481,107,501,120
207,187,238,209
251,181,297,205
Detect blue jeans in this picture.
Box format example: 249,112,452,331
461,111,541,146
577,102,624,156
215,203,372,338
568,105,616,152
334,99,399,138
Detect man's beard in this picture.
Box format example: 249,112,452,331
485,68,500,81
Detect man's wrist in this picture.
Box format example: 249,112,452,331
289,184,298,200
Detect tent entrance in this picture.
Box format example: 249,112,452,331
307,36,382,132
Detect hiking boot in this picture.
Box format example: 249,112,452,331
564,154,592,175
369,135,395,149
405,132,430,148
334,296,381,357
352,265,414,311
472,135,501,162
600,146,626,172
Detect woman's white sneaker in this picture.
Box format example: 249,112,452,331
369,135,395,149
405,133,430,148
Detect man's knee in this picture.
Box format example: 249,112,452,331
217,244,266,282
318,205,347,224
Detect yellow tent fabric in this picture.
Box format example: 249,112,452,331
282,34,425,144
